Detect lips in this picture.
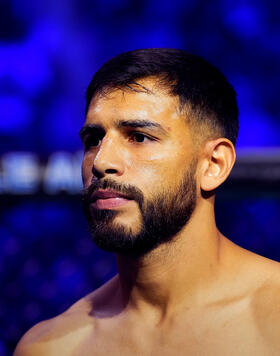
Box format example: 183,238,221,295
91,189,131,201
90,189,132,209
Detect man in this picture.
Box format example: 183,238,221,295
15,49,280,355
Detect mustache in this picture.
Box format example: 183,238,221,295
82,178,144,207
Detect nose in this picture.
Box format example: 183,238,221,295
92,135,125,179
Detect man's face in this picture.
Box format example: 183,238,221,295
81,81,198,256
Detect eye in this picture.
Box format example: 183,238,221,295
83,134,101,150
130,132,151,143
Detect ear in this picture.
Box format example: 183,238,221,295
199,138,236,191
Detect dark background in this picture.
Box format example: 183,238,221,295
1,0,280,355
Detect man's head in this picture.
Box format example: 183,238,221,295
86,48,239,146
81,49,238,257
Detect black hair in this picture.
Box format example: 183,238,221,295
86,48,239,145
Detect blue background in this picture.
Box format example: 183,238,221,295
1,0,280,355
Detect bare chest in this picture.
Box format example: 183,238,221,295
73,310,278,356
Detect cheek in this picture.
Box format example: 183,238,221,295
133,146,187,176
131,161,173,193
131,150,192,194
81,156,93,186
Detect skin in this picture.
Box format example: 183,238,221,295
14,79,280,356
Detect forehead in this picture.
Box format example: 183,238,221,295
85,80,186,130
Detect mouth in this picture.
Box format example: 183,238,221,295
90,189,133,210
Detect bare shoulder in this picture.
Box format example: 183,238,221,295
13,280,115,356
248,252,280,348
221,240,280,352
13,296,94,356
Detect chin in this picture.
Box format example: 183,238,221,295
112,216,142,234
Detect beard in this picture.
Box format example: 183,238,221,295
82,160,197,257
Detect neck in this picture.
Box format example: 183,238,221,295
115,201,225,322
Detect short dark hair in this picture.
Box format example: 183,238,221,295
86,48,239,145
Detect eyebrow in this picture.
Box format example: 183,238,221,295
117,120,168,135
79,124,104,141
79,119,169,140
